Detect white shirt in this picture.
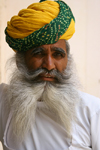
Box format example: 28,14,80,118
0,83,100,150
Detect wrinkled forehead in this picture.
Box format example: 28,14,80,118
24,39,67,55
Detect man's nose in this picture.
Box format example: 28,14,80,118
42,54,55,71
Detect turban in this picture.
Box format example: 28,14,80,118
5,0,75,52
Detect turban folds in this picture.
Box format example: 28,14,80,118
5,0,75,52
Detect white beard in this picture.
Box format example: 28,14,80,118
6,52,81,140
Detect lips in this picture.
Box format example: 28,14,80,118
39,73,55,81
39,73,53,77
44,75,53,78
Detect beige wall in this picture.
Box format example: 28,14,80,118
0,141,3,150
0,0,100,98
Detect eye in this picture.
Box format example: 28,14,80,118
31,48,45,58
33,51,42,56
32,52,45,58
53,52,65,58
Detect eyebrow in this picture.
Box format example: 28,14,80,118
51,47,66,55
31,47,44,55
31,46,66,55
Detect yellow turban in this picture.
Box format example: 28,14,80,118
5,0,75,52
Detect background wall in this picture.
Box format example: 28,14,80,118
0,0,100,98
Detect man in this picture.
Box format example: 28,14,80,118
0,0,100,149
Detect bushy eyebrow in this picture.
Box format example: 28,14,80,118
51,47,66,55
31,47,44,55
30,46,66,56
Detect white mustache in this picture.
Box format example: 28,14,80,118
23,68,71,84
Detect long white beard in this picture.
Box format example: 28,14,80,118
6,53,81,140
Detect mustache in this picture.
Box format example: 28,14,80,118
24,68,71,84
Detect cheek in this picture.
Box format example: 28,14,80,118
25,57,43,71
56,57,68,72
63,58,68,69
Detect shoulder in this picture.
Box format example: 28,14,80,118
0,83,10,141
0,83,10,115
0,83,8,100
78,91,100,117
0,83,9,104
0,83,10,110
0,83,10,135
0,83,7,93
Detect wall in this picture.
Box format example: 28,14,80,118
0,0,100,98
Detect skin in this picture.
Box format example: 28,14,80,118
24,39,68,81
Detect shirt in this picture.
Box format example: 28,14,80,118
0,83,100,150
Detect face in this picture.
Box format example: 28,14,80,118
24,39,68,82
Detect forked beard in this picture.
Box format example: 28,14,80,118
6,52,81,140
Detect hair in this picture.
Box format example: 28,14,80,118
65,40,70,54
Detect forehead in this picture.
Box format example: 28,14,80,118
39,39,66,51
24,39,66,55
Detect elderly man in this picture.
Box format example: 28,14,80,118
0,0,100,150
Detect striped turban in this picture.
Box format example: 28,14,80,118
5,0,75,52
